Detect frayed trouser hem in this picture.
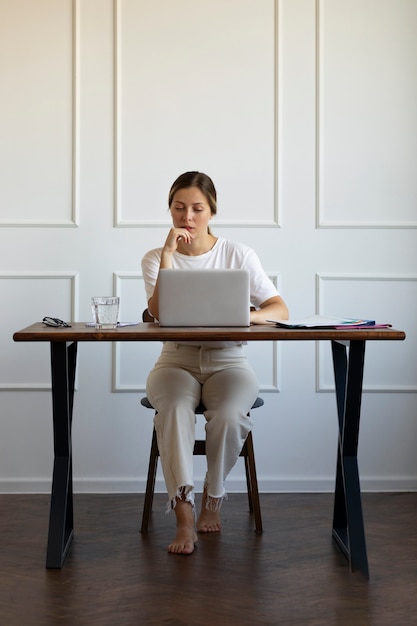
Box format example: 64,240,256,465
204,492,228,512
203,477,227,512
166,486,195,515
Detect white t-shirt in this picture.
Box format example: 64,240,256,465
141,237,279,306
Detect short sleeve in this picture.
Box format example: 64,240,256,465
141,248,162,301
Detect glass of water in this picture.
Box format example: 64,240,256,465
91,296,120,329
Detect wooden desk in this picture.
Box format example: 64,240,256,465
13,322,406,576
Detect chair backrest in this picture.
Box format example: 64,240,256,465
142,308,154,323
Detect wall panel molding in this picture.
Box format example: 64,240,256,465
0,0,80,227
315,0,417,229
245,272,282,392
112,272,151,391
113,0,281,228
0,272,79,389
112,271,282,392
315,272,416,392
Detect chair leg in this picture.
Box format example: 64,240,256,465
242,440,254,513
140,427,159,533
244,430,263,534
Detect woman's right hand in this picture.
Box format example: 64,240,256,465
149,227,194,318
163,227,194,254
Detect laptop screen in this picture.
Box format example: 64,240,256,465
158,269,250,327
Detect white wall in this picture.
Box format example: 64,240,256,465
0,0,416,494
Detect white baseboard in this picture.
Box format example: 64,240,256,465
1,476,416,494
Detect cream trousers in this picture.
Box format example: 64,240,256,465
145,342,259,511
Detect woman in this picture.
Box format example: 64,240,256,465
141,171,288,555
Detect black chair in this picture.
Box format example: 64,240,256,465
140,309,264,534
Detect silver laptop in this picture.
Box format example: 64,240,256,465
158,269,250,327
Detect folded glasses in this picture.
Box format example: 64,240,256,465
42,317,71,328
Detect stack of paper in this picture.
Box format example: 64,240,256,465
267,315,391,329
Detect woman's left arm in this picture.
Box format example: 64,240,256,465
250,296,289,325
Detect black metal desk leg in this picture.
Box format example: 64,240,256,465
331,340,369,579
46,341,77,569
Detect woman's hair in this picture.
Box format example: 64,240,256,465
168,171,217,217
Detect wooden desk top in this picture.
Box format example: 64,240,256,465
13,322,406,343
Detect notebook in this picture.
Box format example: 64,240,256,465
158,268,251,327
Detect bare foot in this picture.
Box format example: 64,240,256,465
168,498,198,555
197,489,221,533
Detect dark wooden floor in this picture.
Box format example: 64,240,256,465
0,492,416,625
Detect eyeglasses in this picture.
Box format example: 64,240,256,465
42,317,72,328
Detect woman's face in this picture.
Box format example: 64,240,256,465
170,186,212,237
